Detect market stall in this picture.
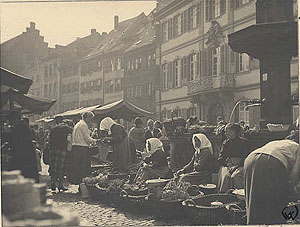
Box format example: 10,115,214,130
1,67,56,116
93,99,154,121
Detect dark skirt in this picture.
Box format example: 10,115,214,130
49,148,67,178
244,153,289,225
134,166,172,183
69,145,91,185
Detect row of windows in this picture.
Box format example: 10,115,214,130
126,83,153,99
126,54,156,71
44,83,58,98
161,107,196,120
162,3,200,43
162,46,251,90
81,61,101,77
61,82,79,95
44,63,58,77
104,79,123,94
80,99,102,107
63,65,79,78
80,79,102,94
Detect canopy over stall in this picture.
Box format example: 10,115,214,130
55,104,102,118
2,89,56,115
1,67,32,94
1,67,56,116
93,99,154,120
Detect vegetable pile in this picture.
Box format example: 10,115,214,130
162,179,191,201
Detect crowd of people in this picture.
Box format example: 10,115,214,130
1,111,300,225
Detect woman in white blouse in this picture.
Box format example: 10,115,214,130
69,112,98,191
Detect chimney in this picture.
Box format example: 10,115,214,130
30,22,35,29
114,15,119,30
91,29,96,34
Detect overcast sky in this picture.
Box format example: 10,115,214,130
1,1,156,47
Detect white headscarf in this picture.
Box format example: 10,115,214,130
192,133,213,154
99,117,117,134
146,138,164,155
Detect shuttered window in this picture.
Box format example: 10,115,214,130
173,14,180,37
168,62,173,89
168,18,173,40
162,21,168,43
162,64,168,90
207,0,226,20
174,59,180,87
181,10,188,33
196,3,201,26
190,54,197,81
196,53,200,79
205,0,212,21
201,50,208,77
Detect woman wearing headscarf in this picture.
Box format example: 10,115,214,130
244,131,300,225
99,117,136,170
134,138,172,183
176,133,214,185
217,123,251,193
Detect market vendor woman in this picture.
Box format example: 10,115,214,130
217,123,251,193
134,138,172,183
176,133,214,185
244,131,300,225
99,117,136,170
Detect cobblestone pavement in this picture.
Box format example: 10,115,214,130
41,162,189,226
46,185,187,226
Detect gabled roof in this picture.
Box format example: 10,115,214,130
124,20,156,53
85,13,148,59
66,32,102,50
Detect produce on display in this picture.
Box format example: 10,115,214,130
161,179,191,201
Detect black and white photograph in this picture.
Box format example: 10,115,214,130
1,0,300,226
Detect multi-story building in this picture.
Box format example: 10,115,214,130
154,0,298,126
39,46,64,117
81,13,149,106
59,29,103,112
123,14,159,113
1,22,48,74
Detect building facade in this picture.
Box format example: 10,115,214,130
1,22,49,74
39,47,63,117
123,16,159,113
80,13,150,107
59,29,103,112
154,0,298,126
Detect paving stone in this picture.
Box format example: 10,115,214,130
46,184,188,226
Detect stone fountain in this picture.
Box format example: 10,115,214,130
228,0,297,129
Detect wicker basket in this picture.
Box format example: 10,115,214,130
182,194,240,225
119,190,148,213
225,201,247,225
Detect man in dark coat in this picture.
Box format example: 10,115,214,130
8,111,39,182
